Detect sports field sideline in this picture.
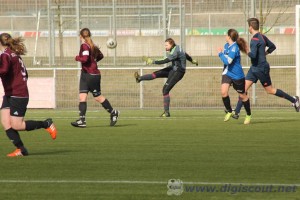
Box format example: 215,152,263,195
0,109,299,200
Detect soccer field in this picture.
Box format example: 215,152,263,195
0,109,299,200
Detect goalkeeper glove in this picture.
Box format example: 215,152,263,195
142,56,154,65
191,60,198,66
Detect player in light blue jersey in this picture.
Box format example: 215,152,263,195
217,29,252,124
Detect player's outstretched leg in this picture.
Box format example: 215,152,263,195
134,72,156,83
44,118,57,140
273,89,299,112
134,72,141,83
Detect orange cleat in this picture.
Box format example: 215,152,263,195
7,148,28,157
45,118,57,140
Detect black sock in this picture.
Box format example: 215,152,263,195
6,128,24,149
274,89,295,103
101,99,113,113
222,96,232,112
140,74,155,81
79,102,87,117
242,99,251,116
163,94,170,112
25,120,46,131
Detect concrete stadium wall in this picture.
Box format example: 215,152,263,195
24,35,295,58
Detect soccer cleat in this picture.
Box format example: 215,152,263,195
244,115,251,125
160,111,170,117
224,112,233,122
292,96,300,112
7,148,28,157
71,119,86,128
45,118,57,139
134,71,141,83
232,111,240,119
225,109,239,119
110,110,120,126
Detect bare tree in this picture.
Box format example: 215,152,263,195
258,0,292,34
54,0,65,65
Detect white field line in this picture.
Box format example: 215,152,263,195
27,116,299,121
0,180,299,186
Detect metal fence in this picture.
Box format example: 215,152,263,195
0,0,299,108
25,66,296,109
0,0,299,67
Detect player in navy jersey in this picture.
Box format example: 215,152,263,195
71,28,119,127
134,38,198,117
0,33,57,157
232,18,299,116
217,29,252,124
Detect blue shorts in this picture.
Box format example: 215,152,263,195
245,67,272,87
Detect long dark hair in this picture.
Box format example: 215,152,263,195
0,33,27,55
79,28,101,59
227,29,248,54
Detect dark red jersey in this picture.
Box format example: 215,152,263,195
76,43,100,74
0,48,29,97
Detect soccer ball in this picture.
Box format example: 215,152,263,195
106,38,117,49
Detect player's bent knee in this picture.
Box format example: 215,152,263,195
239,94,248,101
94,95,105,103
264,87,276,95
221,92,229,97
10,123,24,131
92,92,101,98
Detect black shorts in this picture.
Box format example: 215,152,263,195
222,75,245,94
79,72,101,97
1,96,29,117
245,66,272,87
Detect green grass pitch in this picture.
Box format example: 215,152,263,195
0,109,299,200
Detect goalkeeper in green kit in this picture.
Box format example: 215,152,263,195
134,38,198,117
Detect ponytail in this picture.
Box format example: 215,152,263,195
80,28,102,59
236,37,248,54
0,33,27,55
227,29,248,54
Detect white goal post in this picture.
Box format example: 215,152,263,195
296,5,300,96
